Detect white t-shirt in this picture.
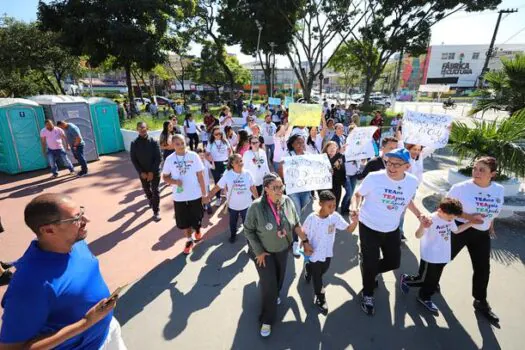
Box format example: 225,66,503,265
162,151,205,202
420,212,458,264
202,159,212,191
261,122,277,145
290,127,308,139
272,112,281,123
273,135,288,163
303,212,349,263
206,140,230,162
185,120,197,134
356,170,419,232
447,179,504,231
228,132,238,148
306,134,323,154
200,129,209,142
242,149,270,186
220,114,233,128
218,170,254,211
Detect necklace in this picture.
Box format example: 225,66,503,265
175,153,187,175
252,150,262,169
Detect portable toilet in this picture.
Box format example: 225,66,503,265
0,98,48,174
87,97,125,155
28,95,99,163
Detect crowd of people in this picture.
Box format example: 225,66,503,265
0,100,506,347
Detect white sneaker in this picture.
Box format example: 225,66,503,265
260,324,271,337
292,242,300,257
215,197,222,207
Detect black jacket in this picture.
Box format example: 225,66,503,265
130,135,161,174
357,156,385,180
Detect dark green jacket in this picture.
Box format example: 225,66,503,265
244,195,300,256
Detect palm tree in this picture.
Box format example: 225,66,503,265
450,109,525,179
471,53,525,115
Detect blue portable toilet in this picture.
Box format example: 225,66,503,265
0,98,48,174
87,97,125,155
28,95,99,163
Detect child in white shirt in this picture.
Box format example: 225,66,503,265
200,125,209,149
400,197,473,314
196,147,215,214
302,190,358,315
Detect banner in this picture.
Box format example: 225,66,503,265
403,110,452,148
284,96,294,108
288,103,322,127
344,126,378,161
268,97,281,106
283,154,332,195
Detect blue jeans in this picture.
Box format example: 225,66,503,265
289,191,311,242
229,208,248,237
266,144,275,167
399,213,405,235
47,149,74,175
72,144,88,174
341,175,358,212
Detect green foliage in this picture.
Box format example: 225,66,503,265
450,109,525,178
471,53,525,115
329,43,364,93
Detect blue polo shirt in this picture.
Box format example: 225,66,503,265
0,240,112,349
64,123,85,147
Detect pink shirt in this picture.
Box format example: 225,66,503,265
40,127,65,150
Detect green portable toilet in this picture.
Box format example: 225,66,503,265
87,97,125,155
0,98,48,174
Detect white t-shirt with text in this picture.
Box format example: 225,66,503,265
162,151,204,202
261,122,277,145
218,170,254,211
206,140,230,162
303,212,349,262
242,149,270,186
420,212,458,263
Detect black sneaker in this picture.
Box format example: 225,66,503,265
360,293,375,316
315,294,329,315
304,266,311,284
206,205,213,215
51,173,58,178
0,270,13,286
153,213,161,222
77,172,86,177
417,296,439,314
474,300,499,323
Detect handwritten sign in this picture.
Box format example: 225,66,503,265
345,126,378,161
283,154,332,195
288,103,322,127
284,96,294,108
268,97,281,106
403,110,452,148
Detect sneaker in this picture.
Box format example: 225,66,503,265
0,270,13,286
69,169,75,175
51,173,58,178
276,297,281,305
361,293,375,316
473,300,499,323
292,242,300,258
194,231,203,242
315,294,329,315
417,297,439,313
183,241,194,255
304,266,311,284
229,234,237,243
206,205,213,215
153,213,161,222
260,324,271,338
399,274,410,295
215,197,222,207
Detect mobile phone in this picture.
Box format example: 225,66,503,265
104,285,126,306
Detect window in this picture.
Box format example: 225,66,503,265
472,52,480,60
448,53,455,60
441,52,448,60
441,52,456,60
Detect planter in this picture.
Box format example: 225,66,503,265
120,129,161,152
447,168,521,197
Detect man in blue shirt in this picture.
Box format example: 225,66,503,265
57,121,88,177
0,194,127,349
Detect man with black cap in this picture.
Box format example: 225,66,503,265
351,148,430,316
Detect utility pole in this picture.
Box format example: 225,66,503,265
319,34,324,98
250,20,263,102
477,8,518,88
269,42,276,98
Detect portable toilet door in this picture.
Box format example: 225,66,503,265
88,98,125,154
0,99,47,174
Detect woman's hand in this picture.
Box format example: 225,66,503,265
256,252,270,267
303,242,313,256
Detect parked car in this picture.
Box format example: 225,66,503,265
369,96,391,107
154,96,175,108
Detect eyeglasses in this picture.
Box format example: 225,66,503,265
43,206,86,226
270,185,285,192
251,141,260,145
214,133,221,137
385,161,406,168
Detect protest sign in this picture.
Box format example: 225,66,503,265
284,96,294,108
344,126,377,161
283,154,332,194
403,110,452,148
288,103,322,127
268,97,281,106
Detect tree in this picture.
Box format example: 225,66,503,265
328,43,363,103
39,0,195,114
163,33,198,104
218,0,300,97
471,53,525,115
340,0,501,106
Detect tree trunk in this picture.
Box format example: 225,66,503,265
180,63,186,105
125,63,136,116
54,71,66,94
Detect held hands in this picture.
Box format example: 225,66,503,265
256,252,271,267
202,195,210,205
84,298,116,327
172,178,182,186
140,172,148,180
302,242,313,256
418,215,432,228
350,210,359,222
147,172,154,182
470,214,484,225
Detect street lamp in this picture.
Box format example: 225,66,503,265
269,42,276,98
250,20,263,102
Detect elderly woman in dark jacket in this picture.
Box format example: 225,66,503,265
244,173,312,338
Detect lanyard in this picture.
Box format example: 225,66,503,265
267,196,282,228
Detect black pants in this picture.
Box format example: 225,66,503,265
187,133,199,151
140,174,160,214
306,258,331,296
211,161,226,200
451,223,491,301
250,248,288,325
404,259,446,300
331,181,344,210
359,222,401,296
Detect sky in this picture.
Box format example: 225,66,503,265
2,0,525,68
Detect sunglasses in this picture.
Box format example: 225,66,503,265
251,141,260,145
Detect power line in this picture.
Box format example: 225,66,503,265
502,26,525,44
